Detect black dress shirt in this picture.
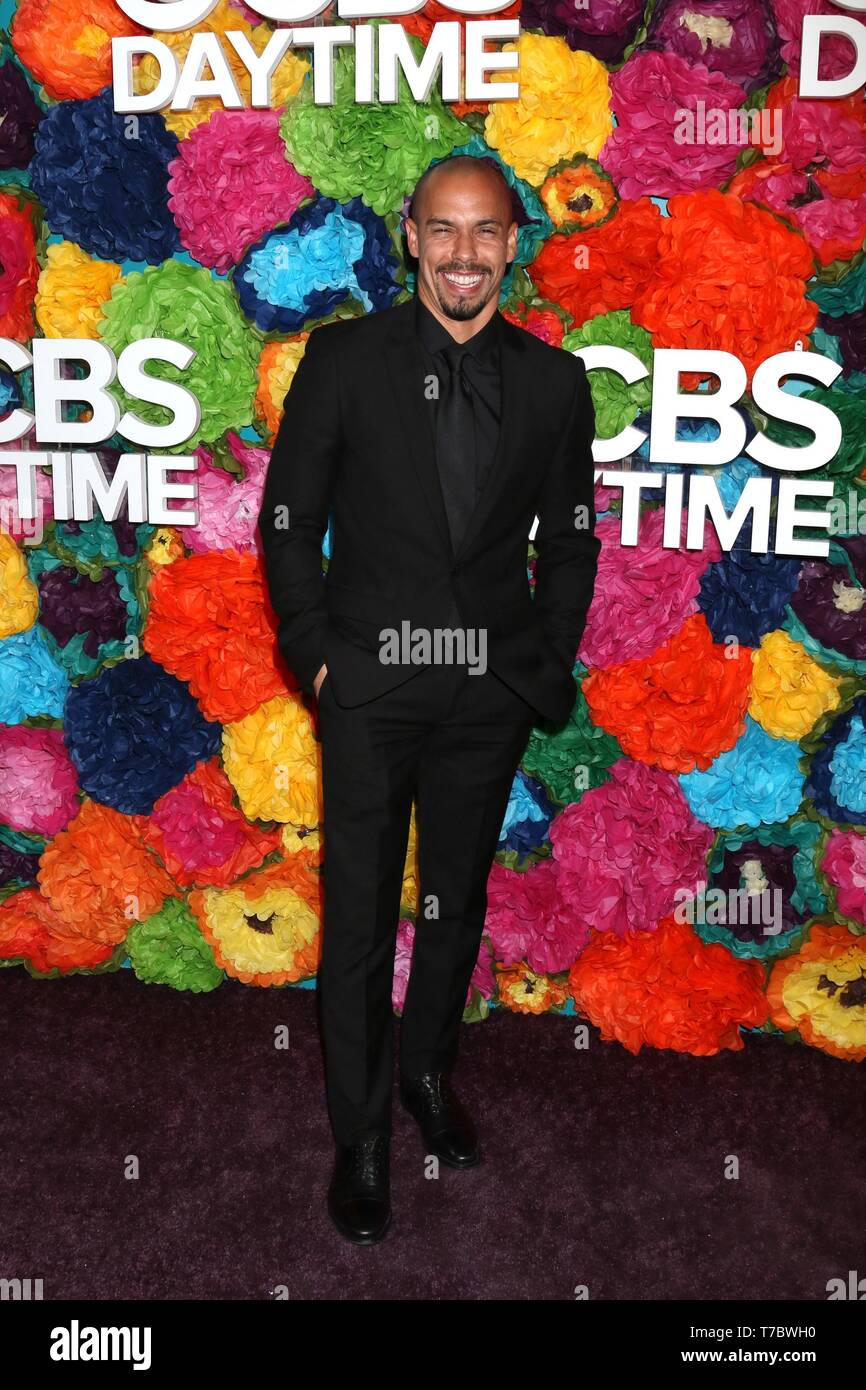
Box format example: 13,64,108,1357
414,295,502,523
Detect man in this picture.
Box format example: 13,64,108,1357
257,154,599,1245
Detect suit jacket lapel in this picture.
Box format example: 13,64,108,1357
382,298,529,565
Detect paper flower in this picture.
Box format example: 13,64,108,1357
767,920,866,1061
679,714,804,829
786,539,866,668
166,434,267,555
0,628,68,722
643,0,782,91
579,509,721,669
528,196,664,328
29,550,140,679
820,829,866,927
495,960,571,1014
0,532,38,638
35,240,122,340
584,613,754,773
550,757,715,935
221,694,321,827
0,42,44,169
134,0,308,139
485,857,591,973
255,335,310,442
142,758,281,888
0,187,40,341
748,629,843,740
125,897,224,992
0,725,79,835
63,653,222,815
144,550,292,724
600,50,745,197
562,309,654,440
501,300,567,347
498,769,556,857
0,834,41,889
280,21,467,216
770,0,860,82
38,799,176,945
631,190,818,384
167,109,314,274
0,886,117,974
521,677,621,806
699,547,803,647
10,0,145,101
31,87,180,264
99,259,259,450
484,32,613,186
519,0,647,65
804,697,866,826
697,818,827,958
728,77,866,269
568,913,769,1055
537,156,617,235
187,852,322,986
234,195,403,333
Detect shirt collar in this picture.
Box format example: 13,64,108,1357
414,294,501,366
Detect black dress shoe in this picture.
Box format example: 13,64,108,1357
327,1132,391,1244
400,1071,481,1168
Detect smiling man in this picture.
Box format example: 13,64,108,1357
257,154,600,1245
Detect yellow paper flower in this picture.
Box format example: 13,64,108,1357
768,922,866,1061
281,823,322,862
256,333,310,442
222,693,321,826
35,241,122,339
0,532,38,638
189,856,321,986
495,961,569,1014
135,0,309,138
484,33,613,186
145,528,187,570
749,629,843,740
400,803,419,914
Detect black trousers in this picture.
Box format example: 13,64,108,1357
315,658,537,1145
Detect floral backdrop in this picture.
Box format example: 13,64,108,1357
1,0,865,1066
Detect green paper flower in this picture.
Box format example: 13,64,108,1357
562,309,653,439
520,673,622,806
279,19,468,216
99,260,260,451
126,897,224,992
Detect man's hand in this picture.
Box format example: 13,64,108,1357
313,664,328,698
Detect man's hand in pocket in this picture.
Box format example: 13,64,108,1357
313,664,327,698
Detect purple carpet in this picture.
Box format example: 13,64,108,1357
1,967,862,1301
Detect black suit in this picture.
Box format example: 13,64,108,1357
258,295,599,1144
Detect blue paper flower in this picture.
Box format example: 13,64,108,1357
699,548,802,646
679,716,804,829
30,86,180,263
234,195,402,333
63,653,222,814
498,769,556,856
0,626,68,721
805,697,866,825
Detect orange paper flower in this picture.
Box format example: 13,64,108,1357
143,549,294,723
583,613,754,773
11,0,146,101
0,887,116,973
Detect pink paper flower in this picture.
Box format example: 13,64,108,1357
578,509,722,669
485,857,591,973
770,0,858,80
393,917,496,1012
549,757,714,936
600,50,744,198
0,724,80,835
168,109,314,273
821,829,866,925
168,432,268,554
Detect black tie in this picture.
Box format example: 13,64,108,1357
435,341,477,555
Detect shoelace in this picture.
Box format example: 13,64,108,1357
345,1134,389,1185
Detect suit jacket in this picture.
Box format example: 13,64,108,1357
257,296,600,726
